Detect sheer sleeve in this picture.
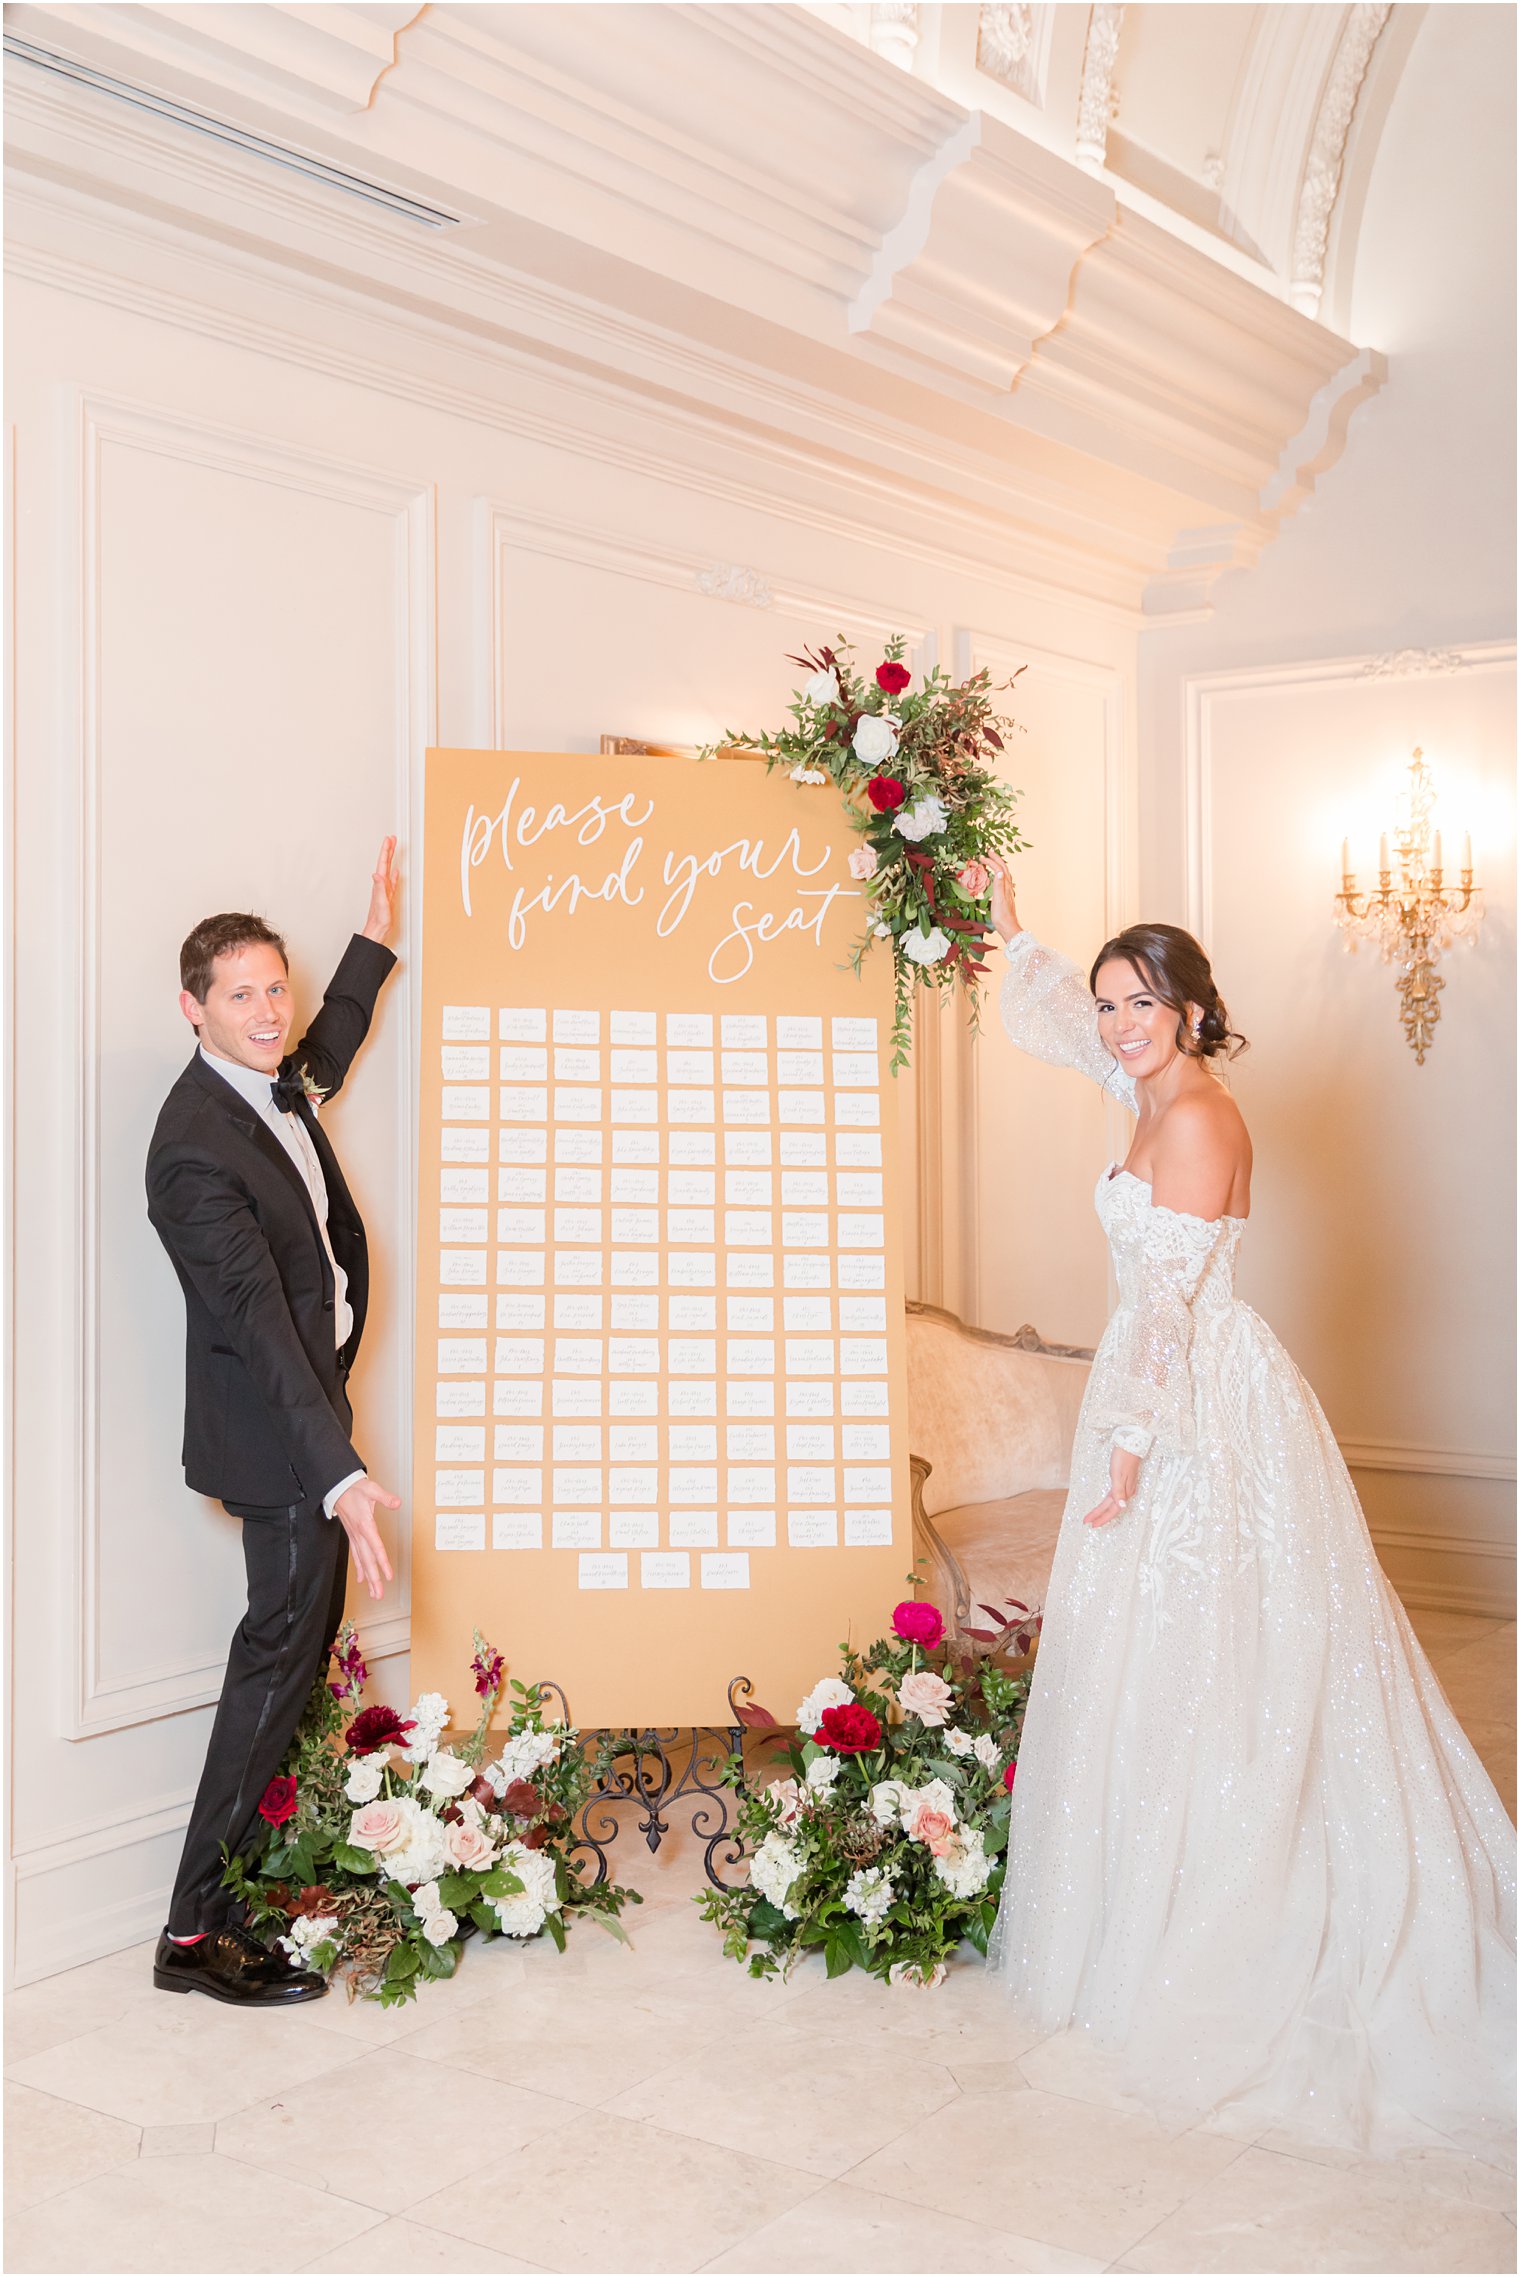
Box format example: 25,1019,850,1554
1086,1207,1235,1459
999,932,1136,1109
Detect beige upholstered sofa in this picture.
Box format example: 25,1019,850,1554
905,1301,1094,1639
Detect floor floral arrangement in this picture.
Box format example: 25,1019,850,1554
696,1596,1040,1985
224,1627,639,2003
718,637,1026,1066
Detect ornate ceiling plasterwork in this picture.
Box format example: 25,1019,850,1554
974,4,1047,108
1075,2,1124,174
1290,2,1391,317
868,2,920,70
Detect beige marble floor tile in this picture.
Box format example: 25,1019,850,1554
605,2016,962,2179
699,2178,1107,2274
1408,1610,1508,1656
847,2085,1247,2263
1454,1717,1518,1816
1436,1633,1517,1721
7,1996,359,2128
760,1950,1049,2068
398,1971,733,2106
4,2083,141,2215
1119,2142,1517,2272
4,1954,160,2065
296,2216,549,2273
2,2149,380,2273
406,2108,817,2273
215,2044,582,2213
1257,2128,1518,2212
1014,2025,1259,2141
139,2122,214,2157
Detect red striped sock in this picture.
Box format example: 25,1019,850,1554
166,1931,207,1945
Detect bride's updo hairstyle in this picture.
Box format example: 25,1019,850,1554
1088,923,1247,1062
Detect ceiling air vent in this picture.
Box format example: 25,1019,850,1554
3,33,467,229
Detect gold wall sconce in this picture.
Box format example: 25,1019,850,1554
1333,749,1483,1063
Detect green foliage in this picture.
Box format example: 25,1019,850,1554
711,637,1027,1070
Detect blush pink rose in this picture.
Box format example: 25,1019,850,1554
956,859,991,899
348,1800,406,1854
443,1818,495,1872
898,1669,955,1727
847,846,879,879
908,1805,956,1856
767,1777,803,1829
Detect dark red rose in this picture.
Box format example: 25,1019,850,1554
522,1822,551,1850
344,1704,416,1756
1004,1760,1017,1791
258,1776,298,1827
866,776,906,812
876,660,911,695
818,1702,883,1753
892,1600,944,1648
500,1778,542,1818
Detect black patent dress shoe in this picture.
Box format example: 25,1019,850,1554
153,1922,328,2005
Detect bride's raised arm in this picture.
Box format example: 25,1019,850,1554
988,860,1136,1109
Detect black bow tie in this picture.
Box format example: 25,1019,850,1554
270,1069,308,1115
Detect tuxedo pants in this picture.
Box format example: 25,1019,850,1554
167,1494,350,1935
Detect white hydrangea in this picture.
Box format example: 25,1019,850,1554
844,1866,895,1927
789,764,828,784
379,1796,450,1890
490,1840,561,1938
932,1828,992,1900
943,1727,975,1758
279,1912,339,1964
795,1676,855,1735
973,1733,1001,1772
804,1754,842,1793
749,1831,804,1919
487,1727,562,1791
893,794,949,842
344,1759,384,1804
402,1692,451,1763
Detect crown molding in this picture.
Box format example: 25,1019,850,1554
5,3,1382,619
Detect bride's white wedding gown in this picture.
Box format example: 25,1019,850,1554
987,932,1516,2164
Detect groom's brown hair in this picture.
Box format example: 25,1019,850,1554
179,913,288,1004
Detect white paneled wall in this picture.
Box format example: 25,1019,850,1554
8,271,1136,1984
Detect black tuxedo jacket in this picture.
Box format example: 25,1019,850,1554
146,933,397,1508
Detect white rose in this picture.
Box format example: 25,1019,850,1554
903,927,951,967
421,1907,459,1946
943,1727,975,1758
795,1675,855,1734
344,1759,384,1804
420,1750,475,1799
804,668,840,706
893,795,949,843
868,1777,912,1825
804,1755,841,1793
789,764,828,784
852,713,899,766
750,1831,804,1919
889,1961,948,1989
973,1733,1001,1771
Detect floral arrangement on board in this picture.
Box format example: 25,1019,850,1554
223,1627,639,2004
696,1593,1042,1985
717,638,1027,1067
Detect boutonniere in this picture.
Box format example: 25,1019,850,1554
272,1064,329,1115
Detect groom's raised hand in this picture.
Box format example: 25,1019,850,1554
362,836,400,946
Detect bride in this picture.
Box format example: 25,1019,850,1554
983,859,1515,2165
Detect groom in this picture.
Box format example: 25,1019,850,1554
146,841,402,2005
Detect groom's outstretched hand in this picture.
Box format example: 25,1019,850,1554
362,836,400,945
334,1476,399,1597
1084,1446,1140,1527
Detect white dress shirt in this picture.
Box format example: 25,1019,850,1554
200,1045,363,1518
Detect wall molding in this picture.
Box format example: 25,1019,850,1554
1341,1440,1515,1482
1182,639,1517,943
480,498,935,749
62,388,434,1738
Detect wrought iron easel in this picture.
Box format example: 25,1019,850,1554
537,1677,761,1889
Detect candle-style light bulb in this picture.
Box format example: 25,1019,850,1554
1340,837,1351,883
1463,830,1473,873
1379,831,1389,873
1433,829,1443,874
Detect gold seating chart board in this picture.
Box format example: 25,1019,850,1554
410,749,911,1727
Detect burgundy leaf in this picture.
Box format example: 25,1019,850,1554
736,1702,780,1729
